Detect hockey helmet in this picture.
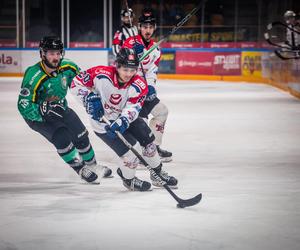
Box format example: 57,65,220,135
121,8,134,17
116,48,139,69
284,10,296,20
39,36,64,69
138,8,156,26
39,36,64,53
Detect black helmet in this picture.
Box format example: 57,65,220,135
138,8,156,25
116,48,139,69
39,36,64,69
39,36,64,53
121,8,134,17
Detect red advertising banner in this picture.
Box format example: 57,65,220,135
213,52,241,75
25,41,105,48
0,40,16,48
161,42,262,48
176,51,214,75
69,42,104,48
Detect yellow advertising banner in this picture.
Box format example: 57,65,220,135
241,51,262,77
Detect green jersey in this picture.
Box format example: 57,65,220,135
17,58,80,122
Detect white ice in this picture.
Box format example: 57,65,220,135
1,77,300,250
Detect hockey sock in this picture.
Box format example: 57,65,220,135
149,102,168,146
142,142,161,168
74,136,96,166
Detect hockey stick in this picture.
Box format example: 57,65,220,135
274,49,300,60
267,21,300,35
264,21,300,59
102,116,202,208
139,0,207,62
264,32,292,49
264,21,300,49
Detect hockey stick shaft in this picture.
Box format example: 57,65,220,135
139,0,207,62
267,21,300,35
102,116,202,207
265,21,300,49
274,49,300,60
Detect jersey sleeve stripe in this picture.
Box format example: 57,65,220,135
131,83,141,93
32,74,48,102
60,64,78,74
96,74,113,85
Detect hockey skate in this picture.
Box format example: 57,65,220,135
150,165,178,189
117,168,151,191
157,146,172,163
73,165,99,184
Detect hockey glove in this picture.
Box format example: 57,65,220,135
84,92,104,121
145,85,157,102
40,101,65,121
133,43,145,58
105,116,129,139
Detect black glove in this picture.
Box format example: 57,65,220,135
40,101,65,121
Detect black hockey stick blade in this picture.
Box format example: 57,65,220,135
164,184,202,208
176,193,202,208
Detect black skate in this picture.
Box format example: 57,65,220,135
151,165,178,188
73,165,99,184
157,146,172,163
117,168,151,191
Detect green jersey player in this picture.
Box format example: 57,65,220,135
17,36,112,183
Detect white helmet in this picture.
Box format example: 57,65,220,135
284,10,296,19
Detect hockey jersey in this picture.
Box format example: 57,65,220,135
122,35,161,87
70,66,148,133
17,59,80,122
112,25,138,56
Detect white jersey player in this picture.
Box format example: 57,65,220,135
122,8,173,162
70,48,178,191
112,8,138,56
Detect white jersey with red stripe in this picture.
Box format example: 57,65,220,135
122,35,161,87
70,65,148,134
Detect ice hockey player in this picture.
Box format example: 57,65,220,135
284,10,300,49
17,36,112,184
70,47,178,191
112,8,138,56
122,8,173,162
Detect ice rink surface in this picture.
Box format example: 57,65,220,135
1,77,300,250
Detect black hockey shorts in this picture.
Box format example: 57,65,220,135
95,117,155,157
139,96,160,119
25,107,88,146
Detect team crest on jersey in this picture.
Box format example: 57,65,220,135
126,110,137,121
20,88,30,97
61,76,67,89
109,94,122,105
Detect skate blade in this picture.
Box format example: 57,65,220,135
81,181,100,185
102,175,114,178
160,157,172,163
125,186,153,192
152,184,178,189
